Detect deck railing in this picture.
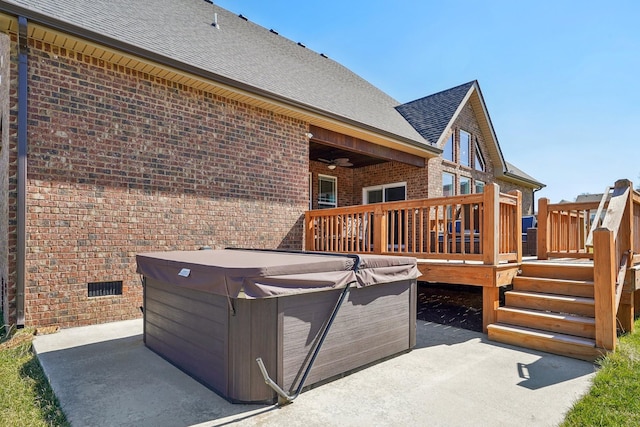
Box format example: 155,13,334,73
539,179,640,351
305,183,522,265
537,199,602,259
592,180,639,351
538,180,640,263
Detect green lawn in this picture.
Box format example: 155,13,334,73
0,320,68,427
3,316,640,426
561,318,640,427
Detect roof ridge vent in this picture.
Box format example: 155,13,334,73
238,14,248,21
211,12,220,29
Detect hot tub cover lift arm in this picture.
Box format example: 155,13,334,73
256,255,360,406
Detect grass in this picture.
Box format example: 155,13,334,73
0,317,69,427
2,314,640,426
561,318,640,427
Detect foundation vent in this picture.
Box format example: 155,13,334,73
88,281,123,297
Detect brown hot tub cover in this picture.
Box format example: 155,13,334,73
136,249,419,298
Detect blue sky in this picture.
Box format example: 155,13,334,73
216,1,639,203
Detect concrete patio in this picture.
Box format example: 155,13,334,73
33,318,596,426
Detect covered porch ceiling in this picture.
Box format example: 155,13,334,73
310,141,387,168
309,125,427,169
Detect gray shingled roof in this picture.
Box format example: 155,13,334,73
395,81,475,145
2,0,430,147
397,80,544,188
505,161,545,188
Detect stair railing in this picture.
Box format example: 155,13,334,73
593,179,634,351
585,186,613,247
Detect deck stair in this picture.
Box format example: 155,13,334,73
487,262,605,361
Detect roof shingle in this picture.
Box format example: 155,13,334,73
2,0,429,146
395,81,475,145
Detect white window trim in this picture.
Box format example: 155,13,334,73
442,172,456,197
474,139,485,172
362,181,407,204
308,172,312,210
460,176,471,195
318,174,337,208
459,129,471,167
443,132,454,163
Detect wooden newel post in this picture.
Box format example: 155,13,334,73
537,197,549,260
593,228,617,351
509,189,523,264
483,183,500,265
304,211,314,251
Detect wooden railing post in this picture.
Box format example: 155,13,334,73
372,205,386,254
483,183,500,265
509,190,523,263
594,228,617,351
304,211,314,251
537,197,549,260
616,179,633,257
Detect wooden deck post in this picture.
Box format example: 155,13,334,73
304,211,314,251
372,205,386,254
483,183,500,265
619,290,635,333
616,179,634,333
537,197,549,260
482,287,499,334
593,228,617,351
509,190,523,264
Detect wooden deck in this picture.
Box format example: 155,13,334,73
305,183,522,333
305,179,640,360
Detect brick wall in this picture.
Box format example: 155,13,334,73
353,162,427,201
496,179,535,214
0,34,9,325
309,161,426,207
10,39,309,327
309,160,354,209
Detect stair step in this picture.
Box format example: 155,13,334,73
487,323,604,362
520,262,594,281
505,291,595,317
512,276,594,298
496,306,595,339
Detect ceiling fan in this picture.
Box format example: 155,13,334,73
318,157,353,170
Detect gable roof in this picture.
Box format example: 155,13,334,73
0,0,436,154
397,81,507,171
398,80,544,189
395,81,474,146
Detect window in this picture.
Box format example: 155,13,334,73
459,130,470,167
460,177,471,195
442,173,455,197
475,180,485,193
474,139,485,172
363,182,406,204
443,133,454,162
318,175,337,209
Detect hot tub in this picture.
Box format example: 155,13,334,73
136,249,418,404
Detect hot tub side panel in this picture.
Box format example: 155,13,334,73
227,298,278,403
143,277,230,396
279,279,416,393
